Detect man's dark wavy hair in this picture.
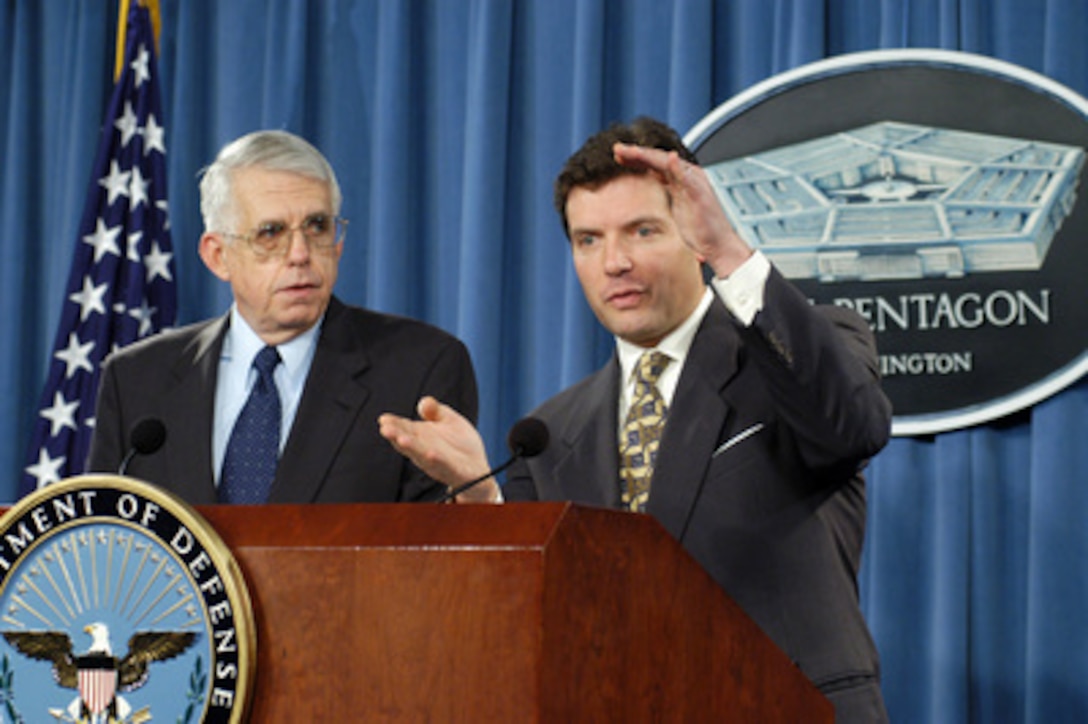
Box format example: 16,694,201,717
553,116,699,239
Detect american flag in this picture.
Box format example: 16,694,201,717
21,2,176,496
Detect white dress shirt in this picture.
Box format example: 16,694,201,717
615,250,771,424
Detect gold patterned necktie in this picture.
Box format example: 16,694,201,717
619,351,671,513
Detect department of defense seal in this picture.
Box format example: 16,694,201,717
0,475,255,723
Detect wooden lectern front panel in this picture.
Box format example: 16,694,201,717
198,502,832,723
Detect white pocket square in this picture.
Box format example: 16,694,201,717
712,423,765,457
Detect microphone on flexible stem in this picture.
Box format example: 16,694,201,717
437,417,549,503
117,418,167,476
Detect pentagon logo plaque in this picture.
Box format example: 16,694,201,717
688,50,1088,434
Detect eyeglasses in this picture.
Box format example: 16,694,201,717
221,213,348,258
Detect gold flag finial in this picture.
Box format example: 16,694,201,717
114,0,162,81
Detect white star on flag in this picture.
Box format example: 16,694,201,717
25,449,65,487
131,45,151,87
127,298,159,337
143,115,166,156
127,230,143,262
82,218,123,262
40,392,79,437
115,102,140,147
129,165,149,209
54,333,95,379
99,160,132,205
69,277,108,322
144,241,173,283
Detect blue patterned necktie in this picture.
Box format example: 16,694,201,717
619,351,671,513
219,345,281,504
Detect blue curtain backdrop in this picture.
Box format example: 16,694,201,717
2,1,1086,721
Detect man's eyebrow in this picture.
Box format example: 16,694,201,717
568,224,599,237
623,214,667,230
569,214,667,237
255,209,331,224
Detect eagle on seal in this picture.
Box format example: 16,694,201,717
3,622,197,719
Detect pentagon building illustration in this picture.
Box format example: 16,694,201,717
705,122,1085,281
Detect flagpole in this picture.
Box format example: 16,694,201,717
114,0,132,81
115,1,162,81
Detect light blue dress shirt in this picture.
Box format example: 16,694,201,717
211,306,322,485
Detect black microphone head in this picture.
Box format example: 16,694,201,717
129,417,167,456
507,417,549,459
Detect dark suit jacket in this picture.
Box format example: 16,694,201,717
87,296,478,504
504,269,892,702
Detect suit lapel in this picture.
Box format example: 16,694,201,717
646,300,741,541
552,359,623,507
269,299,371,502
161,317,225,503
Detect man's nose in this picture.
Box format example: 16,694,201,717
283,228,312,261
602,237,632,275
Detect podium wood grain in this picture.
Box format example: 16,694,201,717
198,502,831,723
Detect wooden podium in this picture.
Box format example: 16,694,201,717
198,501,831,722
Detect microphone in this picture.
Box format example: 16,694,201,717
118,418,167,475
436,417,549,503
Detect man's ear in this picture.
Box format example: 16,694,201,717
198,232,231,282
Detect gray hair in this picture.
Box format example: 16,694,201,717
199,129,343,232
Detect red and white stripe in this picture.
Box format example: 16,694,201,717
78,668,117,715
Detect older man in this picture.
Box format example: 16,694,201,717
89,130,477,504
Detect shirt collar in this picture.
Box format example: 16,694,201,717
222,305,323,378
